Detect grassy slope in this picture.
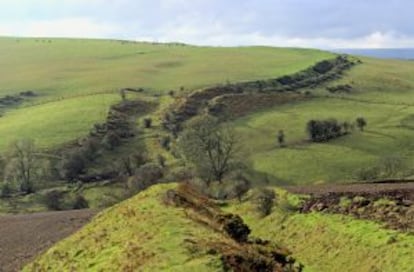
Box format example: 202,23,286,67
25,184,414,272
0,37,332,150
0,94,120,150
231,58,414,185
24,184,223,272
226,189,414,272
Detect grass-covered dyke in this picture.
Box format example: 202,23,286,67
165,184,303,271
25,184,414,272
163,55,357,132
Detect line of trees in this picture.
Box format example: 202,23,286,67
306,119,345,142
306,117,366,143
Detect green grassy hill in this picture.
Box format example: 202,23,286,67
4,40,414,271
230,57,414,184
2,37,414,201
24,184,414,272
0,37,332,150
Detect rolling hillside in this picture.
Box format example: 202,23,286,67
0,37,332,150
230,57,414,184
1,38,414,271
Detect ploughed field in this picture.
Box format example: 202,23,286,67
0,209,97,272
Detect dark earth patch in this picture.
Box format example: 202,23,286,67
0,209,97,272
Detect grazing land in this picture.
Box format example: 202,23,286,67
0,37,332,151
231,57,414,185
1,38,414,272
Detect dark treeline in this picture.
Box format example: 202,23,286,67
307,119,350,142
163,56,359,135
306,117,366,143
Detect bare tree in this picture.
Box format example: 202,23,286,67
178,115,238,184
5,139,38,193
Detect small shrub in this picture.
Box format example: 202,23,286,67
118,153,148,176
137,163,163,182
254,188,276,217
160,135,171,150
278,191,302,213
59,149,87,181
72,195,89,209
143,118,152,128
339,196,352,208
127,163,163,193
233,180,251,202
44,190,64,210
0,182,12,198
81,137,101,160
157,154,166,168
102,131,121,150
19,180,35,194
355,166,380,181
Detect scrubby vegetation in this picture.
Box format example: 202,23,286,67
162,55,356,132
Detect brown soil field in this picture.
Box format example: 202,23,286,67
284,181,414,197
285,181,414,232
0,209,98,272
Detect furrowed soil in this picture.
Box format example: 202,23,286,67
0,209,97,272
285,181,414,232
284,181,414,195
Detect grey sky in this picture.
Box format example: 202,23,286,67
0,0,413,48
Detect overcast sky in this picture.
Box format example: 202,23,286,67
0,0,413,48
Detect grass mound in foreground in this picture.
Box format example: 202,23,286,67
225,189,414,272
26,184,414,272
24,184,224,272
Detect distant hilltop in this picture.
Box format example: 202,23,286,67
335,48,414,60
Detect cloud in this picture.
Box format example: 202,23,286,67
0,18,119,38
1,0,414,48
136,21,414,49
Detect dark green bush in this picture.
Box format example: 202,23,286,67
102,131,121,150
143,118,152,128
255,188,276,217
72,195,89,209
0,182,12,198
157,154,166,168
44,190,64,210
59,149,87,181
127,163,164,192
160,135,171,150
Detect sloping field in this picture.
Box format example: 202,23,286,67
0,38,332,97
0,38,332,150
230,58,414,185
